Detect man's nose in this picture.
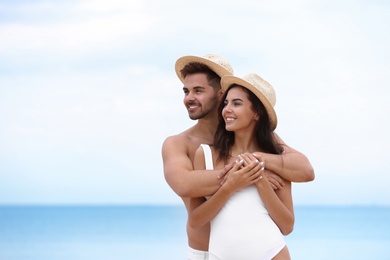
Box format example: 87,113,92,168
185,92,195,101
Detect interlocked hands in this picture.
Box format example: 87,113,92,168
218,153,285,190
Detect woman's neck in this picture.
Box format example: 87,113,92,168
230,131,258,156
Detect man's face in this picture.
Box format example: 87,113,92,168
182,73,220,120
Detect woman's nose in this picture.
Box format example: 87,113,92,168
223,104,232,113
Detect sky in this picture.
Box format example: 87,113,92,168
0,0,389,206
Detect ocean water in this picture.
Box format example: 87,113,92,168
0,205,389,260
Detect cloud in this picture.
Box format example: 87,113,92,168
0,0,389,205
0,0,156,58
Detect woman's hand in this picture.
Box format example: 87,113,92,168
222,154,263,192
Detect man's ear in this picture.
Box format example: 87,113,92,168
218,89,224,99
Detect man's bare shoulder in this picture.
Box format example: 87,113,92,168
162,127,205,162
163,130,192,146
162,128,194,153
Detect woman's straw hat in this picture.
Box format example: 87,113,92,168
175,54,234,83
221,73,278,130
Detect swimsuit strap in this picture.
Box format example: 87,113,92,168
200,144,214,170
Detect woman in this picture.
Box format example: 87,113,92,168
189,73,294,259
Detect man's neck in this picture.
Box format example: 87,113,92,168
190,117,218,144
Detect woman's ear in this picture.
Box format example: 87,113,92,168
254,114,259,121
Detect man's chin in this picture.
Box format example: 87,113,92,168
188,113,203,120
189,115,199,120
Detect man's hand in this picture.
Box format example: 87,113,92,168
249,153,285,190
217,161,234,184
219,153,263,186
264,169,285,190
222,158,263,191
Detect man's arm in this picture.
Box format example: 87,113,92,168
253,134,315,183
188,146,262,229
162,135,228,198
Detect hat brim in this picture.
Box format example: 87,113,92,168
221,75,277,130
175,55,232,83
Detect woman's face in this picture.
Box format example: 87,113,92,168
222,86,258,133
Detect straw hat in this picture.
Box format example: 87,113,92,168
221,73,278,130
175,54,234,83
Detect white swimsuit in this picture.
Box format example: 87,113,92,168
200,144,286,260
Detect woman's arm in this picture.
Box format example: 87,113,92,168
256,178,294,235
240,153,294,235
188,146,262,229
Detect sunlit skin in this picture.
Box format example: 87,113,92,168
188,86,294,259
163,74,265,250
162,71,314,253
223,87,258,145
183,73,221,121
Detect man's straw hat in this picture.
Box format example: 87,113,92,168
221,73,278,130
175,54,234,83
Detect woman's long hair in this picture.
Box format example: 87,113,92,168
213,85,283,163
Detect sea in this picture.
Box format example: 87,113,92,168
0,205,389,260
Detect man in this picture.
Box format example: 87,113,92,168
162,54,314,259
